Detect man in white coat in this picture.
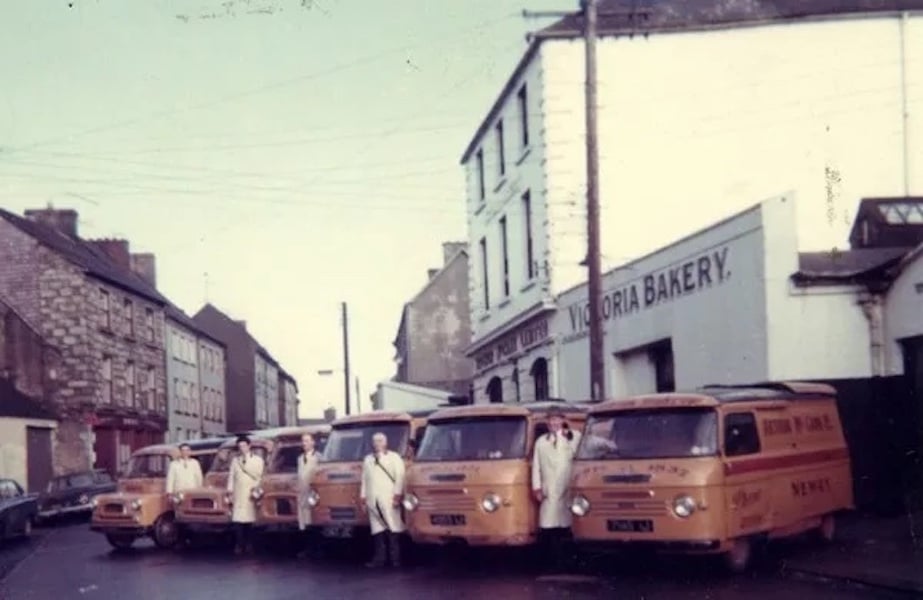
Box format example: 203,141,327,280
295,432,319,559
166,443,204,495
532,407,582,571
359,432,405,568
226,435,265,556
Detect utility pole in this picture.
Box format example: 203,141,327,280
584,0,605,403
355,376,361,414
341,302,352,416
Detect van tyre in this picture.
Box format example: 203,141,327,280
152,514,180,549
723,537,752,573
105,533,136,550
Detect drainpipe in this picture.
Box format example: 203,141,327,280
858,292,887,377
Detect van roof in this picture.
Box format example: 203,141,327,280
180,437,229,451
249,424,332,439
428,401,588,421
592,381,837,412
331,409,435,427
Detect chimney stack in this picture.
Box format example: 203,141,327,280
442,241,467,266
130,253,157,287
88,239,131,270
24,208,79,238
427,268,439,281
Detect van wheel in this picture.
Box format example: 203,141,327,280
723,537,752,573
106,533,136,550
152,514,180,549
817,514,836,543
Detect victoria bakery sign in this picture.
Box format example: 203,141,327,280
566,246,730,339
474,318,550,372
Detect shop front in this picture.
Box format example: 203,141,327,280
91,413,166,477
467,307,556,404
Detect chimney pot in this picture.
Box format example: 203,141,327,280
24,208,79,238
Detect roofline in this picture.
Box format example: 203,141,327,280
165,309,227,348
84,270,166,306
407,248,468,307
458,9,923,166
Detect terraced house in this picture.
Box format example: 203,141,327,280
0,207,168,477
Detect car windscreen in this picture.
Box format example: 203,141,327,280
126,454,171,479
576,408,719,460
321,423,409,462
208,446,268,473
415,416,528,462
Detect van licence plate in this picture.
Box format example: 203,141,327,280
430,514,466,526
321,525,353,538
607,519,653,533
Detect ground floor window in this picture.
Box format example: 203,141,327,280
530,358,549,401
650,340,675,393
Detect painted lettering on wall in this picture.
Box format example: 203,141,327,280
791,477,832,497
567,247,731,333
474,318,550,372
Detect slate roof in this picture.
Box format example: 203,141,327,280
461,1,923,163
792,246,913,283
0,378,56,420
165,304,225,347
0,209,167,305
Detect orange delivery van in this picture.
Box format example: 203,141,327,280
402,401,587,547
568,382,854,572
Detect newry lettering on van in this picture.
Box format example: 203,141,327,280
791,477,832,497
567,247,730,334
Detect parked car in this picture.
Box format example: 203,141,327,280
37,470,117,524
0,479,37,541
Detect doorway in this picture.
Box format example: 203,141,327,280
486,377,503,404
26,426,53,493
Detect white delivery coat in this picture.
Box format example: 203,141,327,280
165,458,203,493
227,452,265,524
360,450,405,535
296,450,319,530
532,429,583,529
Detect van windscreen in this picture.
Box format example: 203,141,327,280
322,423,409,462
209,446,268,473
576,408,718,460
415,416,527,462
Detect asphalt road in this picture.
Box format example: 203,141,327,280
0,524,904,600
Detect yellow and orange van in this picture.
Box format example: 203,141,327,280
569,382,853,571
90,438,225,550
254,425,330,536
174,433,272,541
402,401,587,547
307,410,432,541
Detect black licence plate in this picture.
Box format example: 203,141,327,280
430,514,466,526
607,519,654,533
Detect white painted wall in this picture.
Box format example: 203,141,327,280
0,418,56,489
373,381,450,413
166,320,201,441
885,251,923,374
198,337,226,437
541,16,923,298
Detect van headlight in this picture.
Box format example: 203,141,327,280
480,493,501,513
571,495,591,517
251,487,264,501
130,499,142,511
91,498,99,509
402,493,419,512
223,493,232,505
171,492,184,505
306,489,320,507
672,495,696,518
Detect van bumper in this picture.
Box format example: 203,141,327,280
90,524,150,537
576,539,722,554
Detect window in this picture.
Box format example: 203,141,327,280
479,237,489,310
530,358,548,401
499,216,510,297
124,298,134,337
486,377,503,404
190,382,199,416
99,289,111,329
146,367,156,410
173,378,181,413
495,120,505,177
101,357,112,403
650,341,675,393
724,413,761,457
523,191,535,280
517,84,529,148
476,149,485,202
144,308,155,342
189,339,197,366
126,362,135,407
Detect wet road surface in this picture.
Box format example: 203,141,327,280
0,523,904,599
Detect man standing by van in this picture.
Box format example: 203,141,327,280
532,407,582,571
295,432,319,558
227,435,264,556
166,443,203,494
359,432,405,568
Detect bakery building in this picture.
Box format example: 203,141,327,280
555,193,923,512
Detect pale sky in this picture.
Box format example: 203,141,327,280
0,0,576,418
